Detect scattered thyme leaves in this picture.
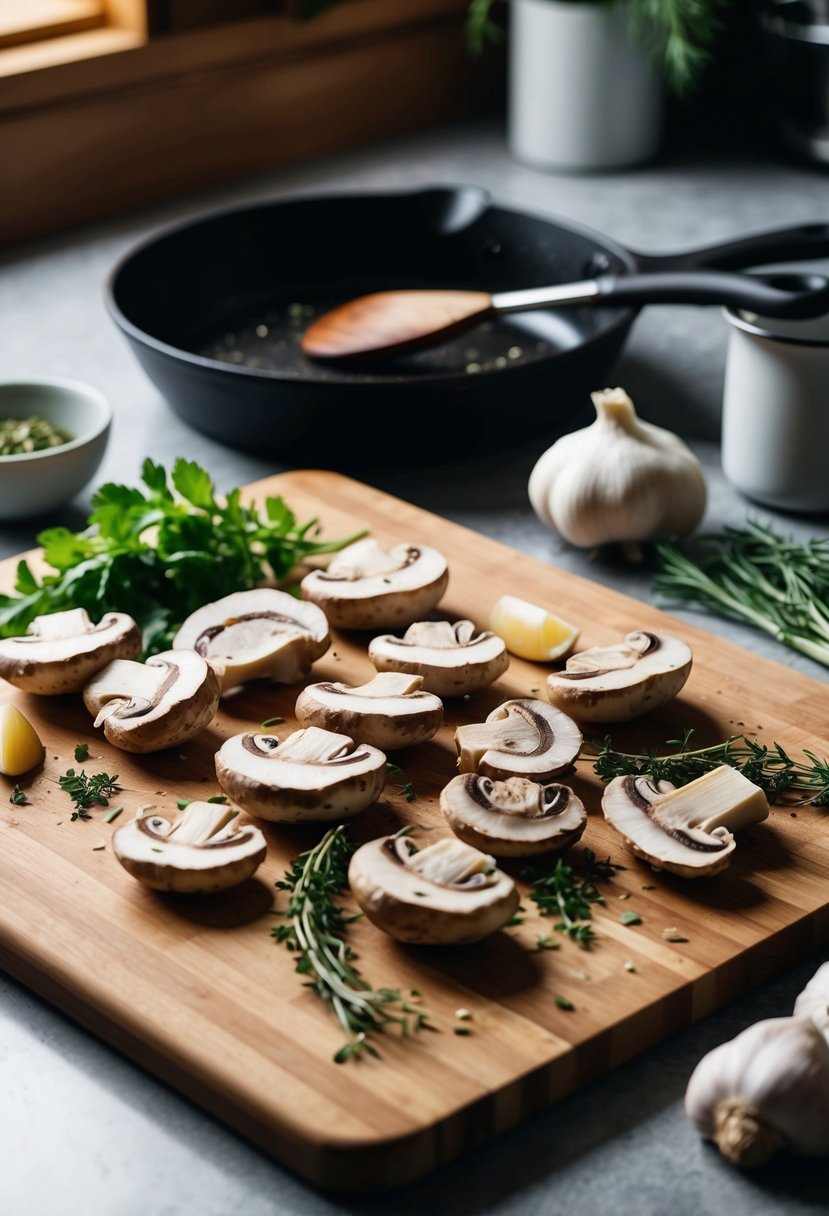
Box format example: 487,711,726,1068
588,726,829,806
73,743,89,762
555,995,575,1012
581,847,626,882
385,762,403,776
535,934,560,952
176,798,191,811
272,824,431,1062
396,780,417,803
58,767,120,821
9,785,27,806
260,717,284,729
207,794,227,804
620,911,642,926
523,857,606,950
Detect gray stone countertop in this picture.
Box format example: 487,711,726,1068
1,117,828,1216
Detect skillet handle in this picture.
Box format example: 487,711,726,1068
595,270,829,319
631,223,829,272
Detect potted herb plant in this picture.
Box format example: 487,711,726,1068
467,0,723,170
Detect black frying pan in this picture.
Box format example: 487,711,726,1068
106,187,829,464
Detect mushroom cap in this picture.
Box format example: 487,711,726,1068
215,725,387,823
172,588,329,691
300,538,449,629
83,649,220,753
113,802,267,893
454,697,583,781
0,607,142,695
368,619,509,696
348,834,520,944
601,766,768,878
295,671,443,751
546,630,692,723
440,772,587,857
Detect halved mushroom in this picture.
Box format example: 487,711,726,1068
440,773,587,857
368,619,509,696
454,698,582,781
0,607,141,695
113,802,267,893
215,725,386,822
83,649,220,753
295,671,443,750
300,538,448,629
546,630,692,723
348,833,519,944
172,588,329,692
601,765,769,878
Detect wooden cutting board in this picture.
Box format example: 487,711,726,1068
1,470,828,1191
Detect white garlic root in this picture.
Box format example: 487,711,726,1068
528,387,707,549
685,969,829,1167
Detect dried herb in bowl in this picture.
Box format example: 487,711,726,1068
0,416,74,455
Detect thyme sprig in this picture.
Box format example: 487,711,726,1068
58,768,120,820
272,825,430,1062
655,521,829,669
588,728,829,806
523,858,607,949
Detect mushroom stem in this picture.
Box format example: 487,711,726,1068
712,1098,784,1168
169,803,236,844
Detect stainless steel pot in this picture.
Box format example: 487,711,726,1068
762,1,829,163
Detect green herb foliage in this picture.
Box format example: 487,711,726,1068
0,458,364,655
272,825,430,1062
59,768,120,821
9,785,27,806
465,0,723,94
523,857,608,949
591,728,829,806
73,743,89,762
655,522,829,669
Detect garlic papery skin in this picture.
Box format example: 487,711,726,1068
528,387,707,549
684,1015,829,1167
794,962,829,1033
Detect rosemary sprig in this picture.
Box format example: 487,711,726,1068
272,825,430,1062
522,857,607,949
589,728,829,806
655,521,829,669
58,768,120,821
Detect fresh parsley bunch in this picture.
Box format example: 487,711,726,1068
0,458,364,655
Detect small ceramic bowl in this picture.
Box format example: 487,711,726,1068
0,379,112,521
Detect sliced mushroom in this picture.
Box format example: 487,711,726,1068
348,833,519,944
300,538,448,629
0,607,141,695
454,698,582,781
215,725,386,822
368,619,509,696
440,773,587,857
601,764,769,878
295,671,443,750
546,630,692,723
113,802,266,893
172,588,329,692
83,649,220,753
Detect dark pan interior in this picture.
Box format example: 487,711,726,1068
108,188,638,461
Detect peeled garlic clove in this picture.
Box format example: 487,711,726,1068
684,1015,829,1166
528,387,707,548
0,703,44,776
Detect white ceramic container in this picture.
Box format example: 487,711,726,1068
0,379,112,521
721,308,829,513
508,0,662,171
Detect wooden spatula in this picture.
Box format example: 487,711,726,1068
300,272,829,362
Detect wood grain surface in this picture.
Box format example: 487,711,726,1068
1,470,828,1191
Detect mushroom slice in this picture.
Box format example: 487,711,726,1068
295,671,443,750
0,607,142,695
172,588,329,692
113,802,266,893
82,649,220,753
601,765,769,879
454,698,582,781
300,538,448,629
546,630,692,723
368,619,509,696
215,725,386,823
440,773,587,857
348,833,519,944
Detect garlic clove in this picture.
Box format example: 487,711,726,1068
528,387,707,549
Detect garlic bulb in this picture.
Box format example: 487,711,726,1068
528,387,707,549
684,1015,829,1167
794,962,829,1033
